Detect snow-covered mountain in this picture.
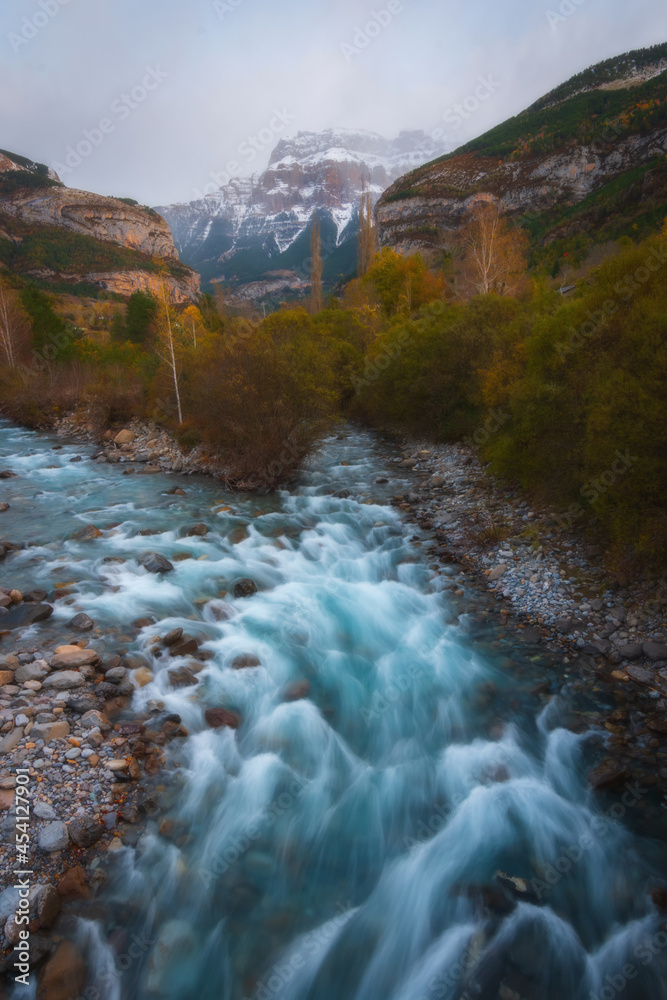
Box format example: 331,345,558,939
155,129,447,303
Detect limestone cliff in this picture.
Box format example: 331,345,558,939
0,148,199,301
377,46,667,260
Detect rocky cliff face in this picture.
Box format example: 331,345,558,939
378,128,667,255
377,51,667,259
2,185,179,260
156,129,448,300
0,150,199,301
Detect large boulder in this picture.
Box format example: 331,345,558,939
205,708,241,730
31,720,70,745
37,941,86,1000
643,641,667,662
15,659,50,683
42,671,85,691
588,759,631,791
139,552,174,574
185,523,209,537
114,429,135,445
67,613,95,631
57,866,90,901
72,524,102,541
38,822,69,852
1,603,53,629
50,648,100,671
68,814,104,848
34,885,61,929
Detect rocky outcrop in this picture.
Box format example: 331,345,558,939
0,159,177,259
0,148,199,301
20,266,200,303
377,54,667,258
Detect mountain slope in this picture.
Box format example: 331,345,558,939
0,150,200,301
377,44,667,268
156,129,447,302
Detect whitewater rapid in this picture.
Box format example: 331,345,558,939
1,419,665,1000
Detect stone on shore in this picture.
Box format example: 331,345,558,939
38,822,69,852
42,671,85,690
50,648,100,670
68,814,104,848
587,759,631,791
114,429,135,445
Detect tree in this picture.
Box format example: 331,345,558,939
155,282,183,424
458,202,528,297
310,215,323,313
182,304,205,348
0,279,31,368
357,181,377,277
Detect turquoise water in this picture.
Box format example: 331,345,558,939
1,419,666,1000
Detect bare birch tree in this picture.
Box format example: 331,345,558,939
458,202,528,297
156,281,183,424
0,279,30,368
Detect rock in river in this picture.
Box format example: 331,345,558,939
139,552,175,573
66,612,95,631
233,578,258,599
205,707,241,729
1,603,53,629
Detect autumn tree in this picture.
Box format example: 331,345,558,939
357,181,377,277
0,279,31,368
310,215,323,313
458,202,528,297
181,304,205,348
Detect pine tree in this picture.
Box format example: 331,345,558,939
310,214,323,313
357,181,377,277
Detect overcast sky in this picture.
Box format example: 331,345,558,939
1,0,665,205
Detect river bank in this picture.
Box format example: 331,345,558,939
387,439,667,797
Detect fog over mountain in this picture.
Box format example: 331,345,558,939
1,0,666,203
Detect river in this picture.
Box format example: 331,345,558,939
1,418,666,1000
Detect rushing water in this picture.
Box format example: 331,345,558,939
1,418,666,1000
